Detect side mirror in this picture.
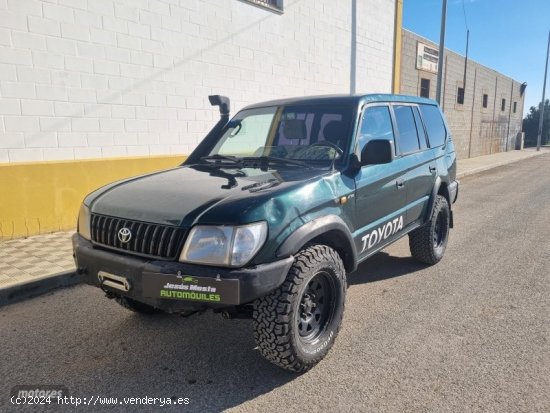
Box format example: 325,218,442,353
348,153,361,173
361,139,394,166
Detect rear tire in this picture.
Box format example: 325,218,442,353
115,296,160,314
253,245,346,373
409,195,450,265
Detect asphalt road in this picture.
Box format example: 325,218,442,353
1,155,549,413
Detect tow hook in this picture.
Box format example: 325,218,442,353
98,271,131,292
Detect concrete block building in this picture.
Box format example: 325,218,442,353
400,30,526,159
0,0,402,238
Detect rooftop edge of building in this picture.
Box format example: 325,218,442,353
402,28,526,85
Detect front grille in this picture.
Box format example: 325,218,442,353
90,214,186,260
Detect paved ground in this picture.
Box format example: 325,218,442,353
0,232,74,289
1,155,548,412
0,148,547,293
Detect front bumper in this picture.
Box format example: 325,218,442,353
72,234,294,313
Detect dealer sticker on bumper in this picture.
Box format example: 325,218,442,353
142,273,240,305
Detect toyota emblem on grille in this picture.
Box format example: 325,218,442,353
118,227,132,243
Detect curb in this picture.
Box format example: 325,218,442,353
0,271,82,307
457,151,547,179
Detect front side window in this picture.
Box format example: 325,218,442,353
357,106,394,153
210,104,353,166
393,105,420,154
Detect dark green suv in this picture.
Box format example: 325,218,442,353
73,94,458,372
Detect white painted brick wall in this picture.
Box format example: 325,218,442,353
0,0,395,163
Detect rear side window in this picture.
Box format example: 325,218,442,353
412,106,428,150
393,105,420,154
358,106,394,153
419,104,446,147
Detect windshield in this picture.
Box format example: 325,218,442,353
208,104,353,167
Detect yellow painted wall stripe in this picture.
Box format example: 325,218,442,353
392,0,403,93
0,155,185,240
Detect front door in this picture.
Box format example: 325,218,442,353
353,104,408,261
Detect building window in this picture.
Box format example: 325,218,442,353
482,94,488,108
513,101,517,113
501,98,506,111
457,87,464,104
242,0,283,12
420,78,430,98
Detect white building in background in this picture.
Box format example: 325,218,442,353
0,0,399,163
0,0,401,238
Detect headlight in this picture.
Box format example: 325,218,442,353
77,204,91,241
180,222,267,267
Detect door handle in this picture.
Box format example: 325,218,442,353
396,179,405,189
429,166,437,173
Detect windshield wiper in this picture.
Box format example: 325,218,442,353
200,154,242,166
243,156,314,170
200,155,316,170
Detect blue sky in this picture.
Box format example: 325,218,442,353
403,0,550,116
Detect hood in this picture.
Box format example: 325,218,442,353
86,165,331,226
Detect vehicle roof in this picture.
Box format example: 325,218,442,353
241,93,438,110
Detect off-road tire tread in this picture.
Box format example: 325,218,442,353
409,195,449,265
253,244,346,373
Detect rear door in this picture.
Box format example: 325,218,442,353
391,104,437,226
353,104,408,260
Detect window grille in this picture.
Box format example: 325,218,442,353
243,0,283,12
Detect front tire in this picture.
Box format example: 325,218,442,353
253,245,346,373
409,195,450,264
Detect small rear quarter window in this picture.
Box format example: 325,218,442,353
418,104,446,147
412,106,428,150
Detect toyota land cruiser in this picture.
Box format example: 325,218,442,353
73,94,458,372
